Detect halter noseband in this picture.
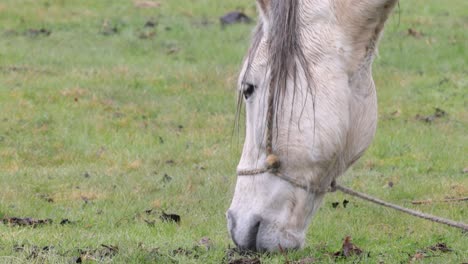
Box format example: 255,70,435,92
236,153,335,194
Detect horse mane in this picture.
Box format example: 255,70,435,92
237,0,315,149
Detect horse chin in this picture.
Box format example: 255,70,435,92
229,218,306,252
255,226,305,252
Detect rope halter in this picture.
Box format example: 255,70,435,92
235,76,335,194
237,153,335,194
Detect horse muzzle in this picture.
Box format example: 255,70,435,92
227,210,303,252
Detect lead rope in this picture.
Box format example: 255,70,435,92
334,184,468,231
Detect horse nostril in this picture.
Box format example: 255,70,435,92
227,211,239,245
227,212,262,251
242,218,261,251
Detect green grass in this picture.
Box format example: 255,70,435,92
0,0,466,263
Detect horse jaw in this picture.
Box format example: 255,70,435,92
227,173,326,251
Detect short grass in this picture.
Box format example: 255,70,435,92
0,0,466,263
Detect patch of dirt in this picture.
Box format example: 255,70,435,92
74,244,119,263
169,238,214,259
25,28,51,37
2,217,52,227
408,242,452,263
14,244,54,260
137,19,158,39
228,258,261,264
144,19,157,28
137,209,181,226
224,247,260,264
427,243,452,253
60,219,75,225
415,108,447,123
160,212,180,223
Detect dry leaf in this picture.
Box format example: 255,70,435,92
407,28,423,38
160,212,180,223
333,236,363,257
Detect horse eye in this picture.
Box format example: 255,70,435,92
243,83,256,100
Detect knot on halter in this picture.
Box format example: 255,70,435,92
266,154,280,170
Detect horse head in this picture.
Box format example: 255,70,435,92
227,0,398,252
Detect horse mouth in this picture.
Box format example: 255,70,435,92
228,213,303,252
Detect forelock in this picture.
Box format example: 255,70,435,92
240,0,315,149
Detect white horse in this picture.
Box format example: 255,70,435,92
227,0,398,251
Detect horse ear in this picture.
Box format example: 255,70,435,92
257,0,271,21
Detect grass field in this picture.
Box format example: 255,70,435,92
0,0,466,263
